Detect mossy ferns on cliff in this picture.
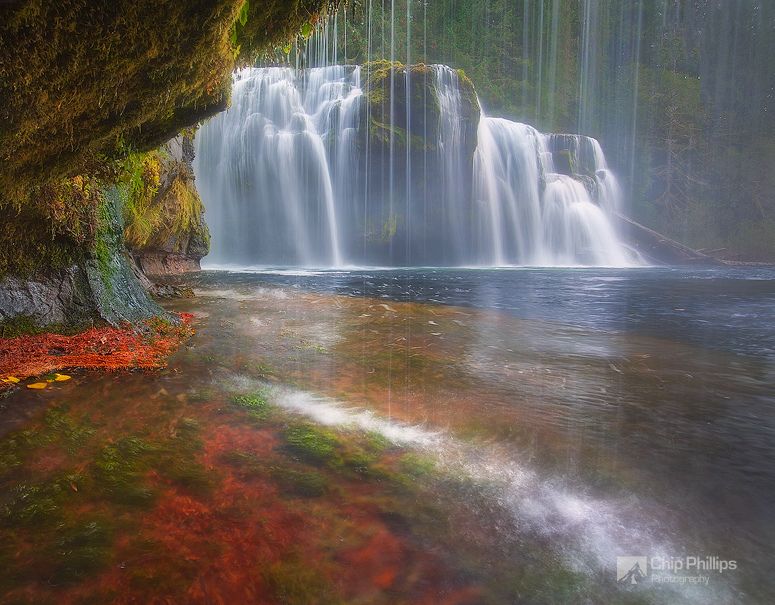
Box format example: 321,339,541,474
120,151,164,249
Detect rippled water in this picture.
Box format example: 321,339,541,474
1,267,773,603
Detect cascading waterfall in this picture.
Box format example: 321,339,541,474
194,66,361,266
473,119,632,266
195,64,638,268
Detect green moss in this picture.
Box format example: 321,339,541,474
262,555,342,605
122,146,210,258
1,482,64,526
363,431,391,454
282,424,341,465
0,315,41,339
279,423,390,480
221,450,264,478
0,408,94,479
160,458,216,498
223,451,328,497
121,536,205,598
270,466,328,498
0,175,99,278
43,408,95,453
49,519,113,584
232,392,269,410
93,438,156,506
399,452,437,478
231,391,271,421
0,320,88,339
151,417,217,497
293,340,328,354
249,362,276,377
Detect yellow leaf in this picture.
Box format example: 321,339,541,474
27,382,48,390
2,376,20,383
54,373,72,382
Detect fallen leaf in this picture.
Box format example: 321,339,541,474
2,376,20,383
54,373,72,382
27,382,48,390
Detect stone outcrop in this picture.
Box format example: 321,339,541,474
361,61,480,159
127,133,210,276
0,188,164,334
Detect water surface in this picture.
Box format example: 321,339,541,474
1,266,773,604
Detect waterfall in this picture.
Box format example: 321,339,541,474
433,65,470,264
473,116,634,266
195,64,638,268
194,66,359,266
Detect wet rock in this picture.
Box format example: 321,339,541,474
126,132,210,277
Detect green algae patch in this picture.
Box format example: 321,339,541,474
154,417,219,498
1,479,73,527
221,450,265,479
231,390,272,423
0,406,94,477
160,457,216,499
232,392,269,411
262,554,342,605
48,519,114,585
282,424,341,465
93,438,157,507
399,452,437,478
279,422,394,483
222,450,328,498
270,466,328,498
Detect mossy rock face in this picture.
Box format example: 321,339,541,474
0,185,164,331
0,0,332,328
361,61,480,158
0,0,332,208
124,133,211,276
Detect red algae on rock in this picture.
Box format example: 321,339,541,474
0,313,194,387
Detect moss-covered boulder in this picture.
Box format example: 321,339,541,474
361,61,480,157
357,61,481,264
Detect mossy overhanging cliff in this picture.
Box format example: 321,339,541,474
0,0,337,209
0,0,336,331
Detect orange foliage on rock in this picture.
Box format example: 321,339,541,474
0,313,194,387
